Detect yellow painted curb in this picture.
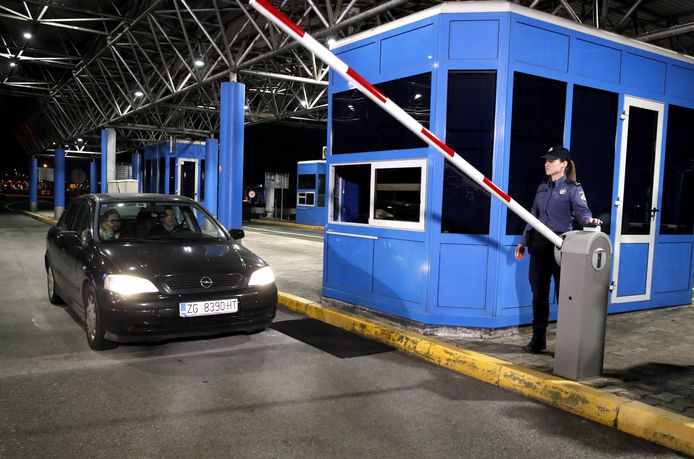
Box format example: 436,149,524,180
618,401,694,455
18,210,57,225
277,291,694,457
249,219,323,231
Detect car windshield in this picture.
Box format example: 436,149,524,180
97,201,227,242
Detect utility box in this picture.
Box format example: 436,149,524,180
107,179,138,193
554,231,612,380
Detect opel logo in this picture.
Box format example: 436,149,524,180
200,276,213,289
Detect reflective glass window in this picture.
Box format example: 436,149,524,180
332,164,371,223
661,105,694,234
374,166,422,224
506,72,567,235
298,174,316,189
442,71,496,234
332,73,431,154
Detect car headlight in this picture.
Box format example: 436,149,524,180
248,266,275,286
104,274,159,295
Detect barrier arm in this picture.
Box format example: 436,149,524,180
249,0,563,249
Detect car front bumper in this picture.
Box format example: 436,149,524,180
98,286,277,343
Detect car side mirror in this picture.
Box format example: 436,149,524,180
57,230,81,246
230,229,245,240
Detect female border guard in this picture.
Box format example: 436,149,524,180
514,147,602,353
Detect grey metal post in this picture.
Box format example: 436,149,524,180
554,231,612,380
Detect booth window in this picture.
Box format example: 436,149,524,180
332,73,431,154
570,85,618,234
442,71,497,234
332,164,371,223
199,159,205,201
332,160,426,230
318,173,326,207
660,104,694,234
143,160,151,192
168,158,176,194
506,72,567,235
158,158,166,194
298,174,316,189
298,192,315,206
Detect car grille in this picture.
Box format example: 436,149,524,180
161,273,245,293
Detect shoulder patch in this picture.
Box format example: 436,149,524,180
579,191,587,202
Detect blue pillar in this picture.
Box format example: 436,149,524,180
90,160,97,193
100,128,115,193
204,138,219,216
29,157,38,211
218,81,245,229
131,152,141,192
54,148,65,219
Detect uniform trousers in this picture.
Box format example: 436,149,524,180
528,242,561,335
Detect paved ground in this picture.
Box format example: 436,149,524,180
9,199,694,420
1,201,681,458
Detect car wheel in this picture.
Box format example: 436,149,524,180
47,266,63,305
84,284,116,351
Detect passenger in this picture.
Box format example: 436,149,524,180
514,147,602,354
160,207,176,233
99,209,129,240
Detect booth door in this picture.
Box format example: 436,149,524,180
611,96,664,303
177,159,198,200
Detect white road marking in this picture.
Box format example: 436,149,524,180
245,226,323,241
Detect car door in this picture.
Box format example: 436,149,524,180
47,200,80,293
62,200,92,305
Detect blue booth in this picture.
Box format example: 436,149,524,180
141,140,215,213
296,160,327,226
322,2,694,328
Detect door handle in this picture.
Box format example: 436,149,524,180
650,207,659,219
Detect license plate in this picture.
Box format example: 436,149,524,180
179,299,239,317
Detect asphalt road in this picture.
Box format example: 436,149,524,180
0,201,682,458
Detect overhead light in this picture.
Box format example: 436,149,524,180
413,93,422,100
9,62,16,67
77,138,83,142
327,38,337,48
244,105,249,110
194,59,204,67
23,32,32,39
300,100,308,108
134,90,144,98
43,164,48,168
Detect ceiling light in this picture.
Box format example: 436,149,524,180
9,62,16,67
194,59,204,67
23,32,32,39
134,90,144,98
327,38,337,48
77,138,83,142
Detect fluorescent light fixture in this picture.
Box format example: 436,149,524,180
194,59,204,67
134,90,144,97
248,266,275,286
327,38,337,47
300,100,308,108
414,93,422,100
104,274,158,295
23,32,32,39
9,62,16,67
77,138,83,142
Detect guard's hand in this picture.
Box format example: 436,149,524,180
587,217,603,226
514,244,525,261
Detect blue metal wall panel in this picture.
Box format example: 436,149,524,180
448,20,499,60
571,38,621,83
381,24,435,74
667,64,694,101
333,43,378,91
325,233,374,292
653,242,693,293
617,243,649,296
437,244,488,309
372,238,426,304
622,52,667,93
512,21,569,72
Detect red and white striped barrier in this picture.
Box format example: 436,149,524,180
249,0,563,249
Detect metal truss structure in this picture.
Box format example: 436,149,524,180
1,0,693,158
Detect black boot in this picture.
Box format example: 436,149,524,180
524,333,546,354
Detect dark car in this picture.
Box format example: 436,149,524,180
45,194,277,350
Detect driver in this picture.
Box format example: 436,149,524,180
160,207,176,233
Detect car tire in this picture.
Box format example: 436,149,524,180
47,265,64,305
84,284,117,351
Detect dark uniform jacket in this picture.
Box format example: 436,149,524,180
521,175,593,247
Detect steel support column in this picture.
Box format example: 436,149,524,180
29,156,38,211
218,81,245,229
204,138,219,217
54,148,65,219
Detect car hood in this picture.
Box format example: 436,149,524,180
97,240,266,278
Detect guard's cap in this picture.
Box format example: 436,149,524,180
541,146,571,162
